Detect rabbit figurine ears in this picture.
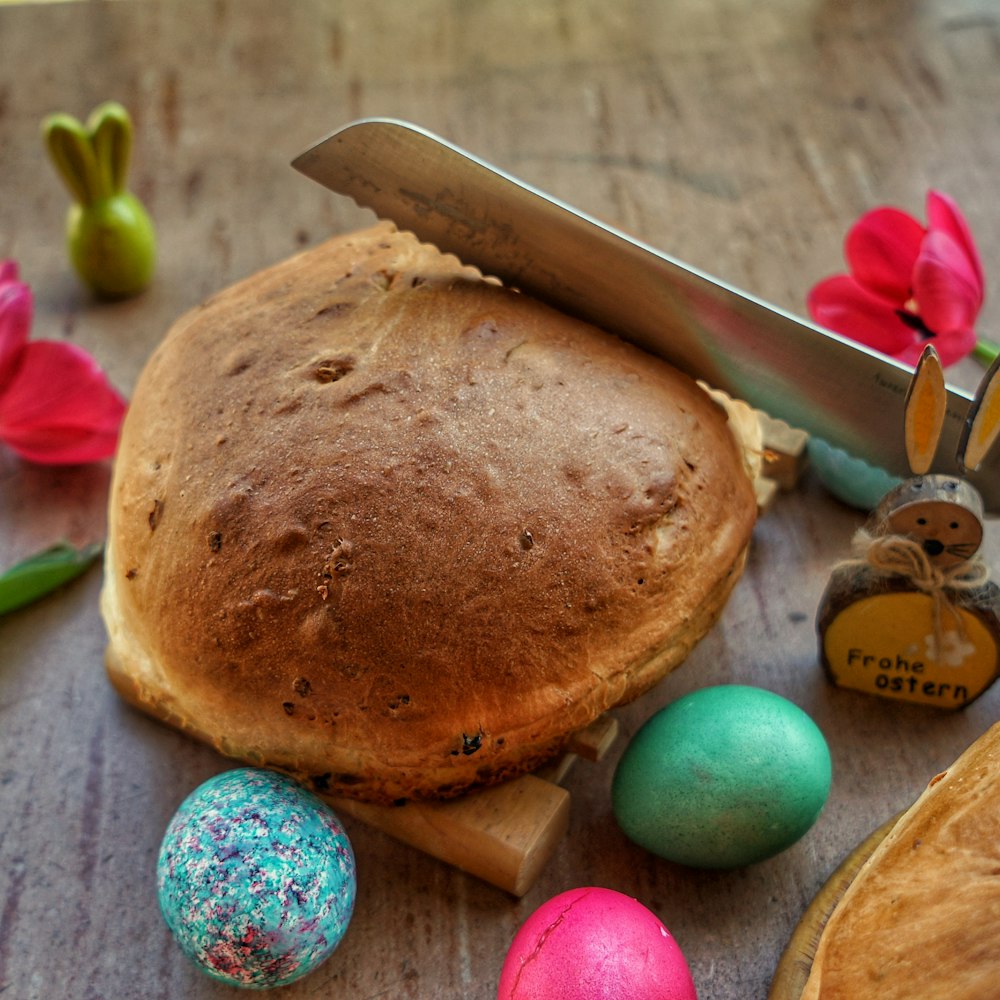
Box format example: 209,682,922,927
904,343,1000,476
44,102,135,209
872,343,1000,567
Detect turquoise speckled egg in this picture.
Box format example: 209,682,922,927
612,685,831,869
157,768,356,989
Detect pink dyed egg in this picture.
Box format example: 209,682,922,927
497,887,697,1000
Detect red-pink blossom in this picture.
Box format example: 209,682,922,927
808,191,984,367
0,261,126,464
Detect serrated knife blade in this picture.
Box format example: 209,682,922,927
292,118,1000,512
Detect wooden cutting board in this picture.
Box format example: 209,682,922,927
767,814,901,999
324,714,619,897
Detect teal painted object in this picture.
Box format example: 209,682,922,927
808,437,902,512
612,685,831,869
157,768,356,989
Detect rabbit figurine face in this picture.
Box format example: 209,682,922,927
878,475,984,570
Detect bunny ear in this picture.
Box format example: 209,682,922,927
904,344,947,475
42,113,101,207
87,102,133,196
959,348,1000,471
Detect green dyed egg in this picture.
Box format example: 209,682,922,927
612,685,831,868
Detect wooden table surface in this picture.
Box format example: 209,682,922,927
2,1,999,997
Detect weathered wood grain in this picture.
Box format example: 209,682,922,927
2,1,1000,997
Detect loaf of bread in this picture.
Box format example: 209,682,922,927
801,721,1000,999
101,222,757,803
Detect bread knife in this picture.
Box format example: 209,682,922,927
292,118,1000,512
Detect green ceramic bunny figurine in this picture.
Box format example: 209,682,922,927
42,101,156,299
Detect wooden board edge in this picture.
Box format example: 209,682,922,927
767,813,902,999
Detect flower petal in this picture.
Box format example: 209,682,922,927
844,207,926,302
0,273,32,387
808,274,916,356
908,326,977,369
0,340,126,464
913,229,983,341
926,190,985,298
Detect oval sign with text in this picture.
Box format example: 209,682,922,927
822,591,999,709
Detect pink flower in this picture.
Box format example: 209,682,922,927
808,190,984,367
0,260,126,464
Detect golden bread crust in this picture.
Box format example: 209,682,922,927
802,722,1000,999
101,222,756,802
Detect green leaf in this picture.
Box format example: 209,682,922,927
0,541,103,616
973,340,1000,368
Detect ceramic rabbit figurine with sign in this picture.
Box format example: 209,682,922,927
817,344,1000,709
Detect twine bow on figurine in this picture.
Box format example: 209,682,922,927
849,529,989,595
842,524,990,664
817,343,1000,708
